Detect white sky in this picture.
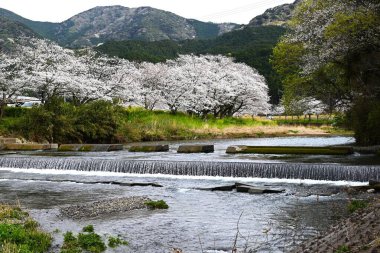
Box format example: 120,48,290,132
0,0,294,24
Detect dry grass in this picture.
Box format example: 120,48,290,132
193,125,334,138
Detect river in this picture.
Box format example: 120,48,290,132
0,136,377,252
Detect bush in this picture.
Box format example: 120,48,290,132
351,100,380,145
17,98,123,144
4,107,29,117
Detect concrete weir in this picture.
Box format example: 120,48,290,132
0,138,58,151
177,145,214,153
226,145,354,155
129,145,169,152
58,144,123,152
0,157,379,182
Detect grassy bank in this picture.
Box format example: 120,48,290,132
0,203,52,252
0,103,351,144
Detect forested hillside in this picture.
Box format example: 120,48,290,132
97,26,286,104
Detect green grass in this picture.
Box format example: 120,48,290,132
348,200,368,213
0,204,52,253
108,236,129,248
77,232,106,253
335,245,350,253
120,107,275,141
145,200,169,210
0,105,345,143
82,225,94,233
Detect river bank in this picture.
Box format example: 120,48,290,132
294,193,380,253
0,106,351,143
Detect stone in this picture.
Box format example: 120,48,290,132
367,189,376,193
177,145,214,153
198,184,236,191
129,145,169,152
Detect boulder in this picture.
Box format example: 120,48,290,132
177,145,214,153
129,145,169,152
198,184,236,191
236,185,284,194
199,182,284,194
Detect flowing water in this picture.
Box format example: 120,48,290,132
0,136,377,252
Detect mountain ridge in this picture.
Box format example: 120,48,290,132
0,5,241,48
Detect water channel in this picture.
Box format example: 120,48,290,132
0,136,378,252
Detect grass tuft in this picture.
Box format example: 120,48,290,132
145,200,169,210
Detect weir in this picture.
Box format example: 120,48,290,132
0,157,379,182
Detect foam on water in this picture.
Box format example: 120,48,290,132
0,167,367,186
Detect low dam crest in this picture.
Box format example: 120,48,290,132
0,157,379,182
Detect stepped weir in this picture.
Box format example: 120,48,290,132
0,157,379,182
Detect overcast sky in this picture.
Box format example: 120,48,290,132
0,0,294,24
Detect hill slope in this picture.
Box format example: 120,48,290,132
249,0,300,27
0,16,41,52
0,8,58,38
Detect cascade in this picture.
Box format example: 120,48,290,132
0,157,379,182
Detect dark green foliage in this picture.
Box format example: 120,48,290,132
108,236,129,248
61,232,81,253
335,245,350,253
96,40,179,63
62,227,107,253
350,100,380,146
82,225,94,233
18,98,123,144
348,200,368,214
188,19,223,39
97,26,286,104
77,232,106,253
0,224,51,253
145,200,169,209
75,100,122,144
3,107,29,117
18,105,55,143
0,8,58,39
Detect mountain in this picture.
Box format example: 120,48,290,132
0,16,41,52
0,6,240,48
0,8,58,38
52,6,241,47
96,25,286,104
248,0,301,27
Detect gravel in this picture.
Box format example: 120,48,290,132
60,196,151,219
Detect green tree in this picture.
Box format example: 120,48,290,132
272,0,380,145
